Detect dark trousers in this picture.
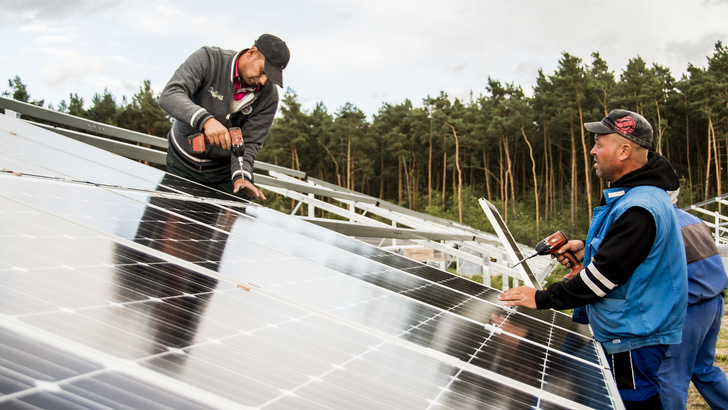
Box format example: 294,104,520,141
605,344,668,409
166,152,237,195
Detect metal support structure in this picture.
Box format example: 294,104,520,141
2,96,557,289
686,193,728,244
257,169,554,288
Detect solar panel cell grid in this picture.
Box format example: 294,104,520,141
0,116,621,409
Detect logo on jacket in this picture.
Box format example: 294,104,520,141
208,87,224,101
615,116,636,135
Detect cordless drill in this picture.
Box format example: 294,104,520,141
188,127,245,171
188,127,245,157
511,231,583,280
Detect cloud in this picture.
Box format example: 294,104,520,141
665,33,727,71
333,11,352,19
40,50,106,88
0,0,124,26
1,0,726,118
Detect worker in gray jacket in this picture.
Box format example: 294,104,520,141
159,34,290,200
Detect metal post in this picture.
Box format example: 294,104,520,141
716,214,720,246
308,193,315,218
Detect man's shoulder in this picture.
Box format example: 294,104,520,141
625,186,673,207
675,208,702,226
197,46,236,55
612,186,669,208
610,186,677,226
188,46,236,64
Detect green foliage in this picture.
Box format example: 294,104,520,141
3,76,44,106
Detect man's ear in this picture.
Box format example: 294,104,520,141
242,47,257,61
618,143,632,161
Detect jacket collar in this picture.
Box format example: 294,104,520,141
602,187,630,205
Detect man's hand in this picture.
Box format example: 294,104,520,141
202,118,231,150
554,240,585,269
233,178,267,200
498,286,537,309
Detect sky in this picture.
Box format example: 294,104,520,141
1,0,727,120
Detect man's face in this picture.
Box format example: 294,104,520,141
238,52,268,87
590,133,621,182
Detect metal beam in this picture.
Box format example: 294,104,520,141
1,97,168,149
34,123,166,165
302,218,478,241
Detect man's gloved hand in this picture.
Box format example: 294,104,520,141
202,118,231,150
234,178,267,200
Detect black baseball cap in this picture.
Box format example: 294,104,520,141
584,109,653,149
254,34,290,87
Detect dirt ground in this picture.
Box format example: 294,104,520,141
686,302,728,409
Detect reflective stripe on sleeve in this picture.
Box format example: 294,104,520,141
587,263,616,291
580,266,607,297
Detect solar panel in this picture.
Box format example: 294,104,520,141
0,114,622,409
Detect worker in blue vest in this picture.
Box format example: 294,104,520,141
500,109,688,408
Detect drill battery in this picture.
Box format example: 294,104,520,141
188,127,244,155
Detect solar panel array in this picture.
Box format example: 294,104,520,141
0,114,621,409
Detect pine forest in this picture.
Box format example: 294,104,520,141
4,41,728,245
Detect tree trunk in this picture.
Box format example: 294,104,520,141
710,116,721,201
441,152,447,210
428,117,433,205
321,142,341,187
346,133,352,190
503,133,516,221
398,156,403,205
578,105,593,221
294,147,301,171
705,116,714,200
685,106,692,202
521,126,540,238
379,143,385,199
569,123,577,235
403,154,411,207
483,151,492,201
543,127,551,223
444,122,463,223
654,99,663,155
499,136,507,222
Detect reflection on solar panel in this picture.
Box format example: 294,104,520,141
0,114,622,409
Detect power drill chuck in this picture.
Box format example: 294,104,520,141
228,127,245,157
511,230,583,280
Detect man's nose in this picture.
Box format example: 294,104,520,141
259,74,268,86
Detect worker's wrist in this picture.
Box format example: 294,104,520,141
197,113,214,132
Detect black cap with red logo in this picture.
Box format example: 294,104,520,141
584,109,653,149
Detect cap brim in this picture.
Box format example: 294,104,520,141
584,121,613,134
265,60,283,87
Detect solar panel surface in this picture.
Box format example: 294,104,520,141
0,115,621,409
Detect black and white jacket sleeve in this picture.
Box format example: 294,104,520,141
534,207,656,310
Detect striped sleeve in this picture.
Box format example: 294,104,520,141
535,207,656,310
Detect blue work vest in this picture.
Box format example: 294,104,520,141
583,186,687,354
